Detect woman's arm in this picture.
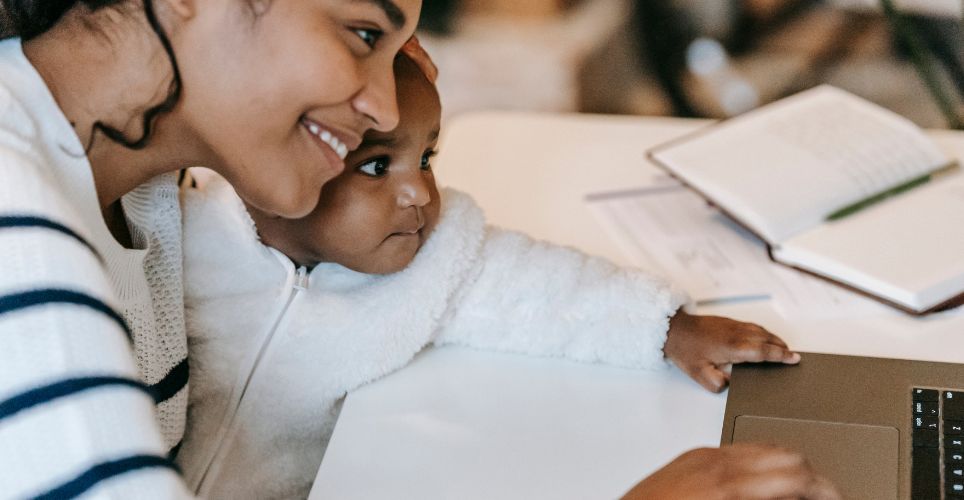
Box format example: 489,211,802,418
0,148,191,498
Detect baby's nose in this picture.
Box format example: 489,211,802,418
396,174,432,208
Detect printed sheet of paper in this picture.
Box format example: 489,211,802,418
586,182,893,319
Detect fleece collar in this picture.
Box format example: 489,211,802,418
183,173,489,393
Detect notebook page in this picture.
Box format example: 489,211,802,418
774,170,964,312
651,86,948,244
585,184,891,319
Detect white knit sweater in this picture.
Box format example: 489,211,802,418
178,174,687,500
0,38,191,498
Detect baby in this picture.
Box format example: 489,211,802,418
176,55,800,500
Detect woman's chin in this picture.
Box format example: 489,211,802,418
277,166,342,218
246,182,322,219
277,192,322,219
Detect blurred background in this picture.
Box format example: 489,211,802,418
415,0,963,129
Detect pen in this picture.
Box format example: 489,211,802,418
826,161,960,221
695,294,771,307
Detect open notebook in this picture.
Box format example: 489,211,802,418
648,85,964,315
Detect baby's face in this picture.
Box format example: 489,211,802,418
252,57,442,274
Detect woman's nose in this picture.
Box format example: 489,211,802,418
352,67,400,132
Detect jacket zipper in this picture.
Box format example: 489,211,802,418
195,263,309,491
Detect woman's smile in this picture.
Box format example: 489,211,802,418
300,117,364,177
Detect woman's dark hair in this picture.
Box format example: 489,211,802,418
2,0,117,40
1,0,182,151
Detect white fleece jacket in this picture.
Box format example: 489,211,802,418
176,174,687,500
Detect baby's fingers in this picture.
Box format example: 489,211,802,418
730,341,801,365
736,322,789,349
691,363,728,393
758,329,789,349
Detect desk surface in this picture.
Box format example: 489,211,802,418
310,112,964,499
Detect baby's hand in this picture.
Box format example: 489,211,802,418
663,310,800,393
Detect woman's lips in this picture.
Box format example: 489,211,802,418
302,119,348,158
300,118,363,175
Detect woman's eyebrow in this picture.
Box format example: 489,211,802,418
354,0,406,29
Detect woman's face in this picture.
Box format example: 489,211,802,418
171,0,422,218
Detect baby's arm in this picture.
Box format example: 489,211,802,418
434,226,798,390
434,226,685,370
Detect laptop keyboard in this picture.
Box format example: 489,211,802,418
913,388,964,499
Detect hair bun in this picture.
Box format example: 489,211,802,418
0,1,17,38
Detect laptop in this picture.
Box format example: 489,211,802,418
722,352,964,500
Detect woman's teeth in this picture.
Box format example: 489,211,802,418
305,122,349,159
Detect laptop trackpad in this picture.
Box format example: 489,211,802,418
732,416,899,500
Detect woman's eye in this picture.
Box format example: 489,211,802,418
421,150,438,170
353,28,383,49
357,158,389,177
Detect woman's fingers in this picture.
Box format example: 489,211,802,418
731,442,806,472
400,36,438,83
734,464,842,500
733,467,841,500
725,445,842,500
806,475,844,500
621,444,840,500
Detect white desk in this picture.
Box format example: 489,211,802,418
310,112,964,499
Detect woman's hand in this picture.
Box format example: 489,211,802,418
400,36,438,83
622,444,841,500
663,309,800,392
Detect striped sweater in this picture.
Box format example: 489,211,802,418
0,38,192,498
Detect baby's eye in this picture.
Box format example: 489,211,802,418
353,27,383,49
357,157,389,177
421,150,438,171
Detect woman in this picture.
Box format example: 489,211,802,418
1,0,419,497
0,1,836,498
